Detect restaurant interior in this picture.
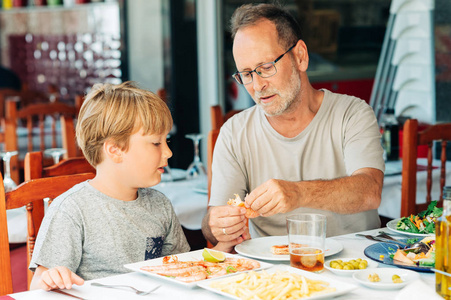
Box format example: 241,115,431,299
1,0,451,298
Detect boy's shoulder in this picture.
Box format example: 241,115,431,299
51,180,94,208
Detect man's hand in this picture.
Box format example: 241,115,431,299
244,168,383,215
202,205,251,248
30,265,84,291
245,179,301,217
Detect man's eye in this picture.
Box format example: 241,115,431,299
259,64,273,72
153,143,161,146
241,72,251,79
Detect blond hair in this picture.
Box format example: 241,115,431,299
76,81,173,167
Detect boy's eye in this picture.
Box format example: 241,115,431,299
153,142,161,146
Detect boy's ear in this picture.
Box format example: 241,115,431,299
104,140,123,163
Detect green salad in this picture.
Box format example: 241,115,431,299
396,201,443,234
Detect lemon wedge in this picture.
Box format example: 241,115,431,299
202,248,226,263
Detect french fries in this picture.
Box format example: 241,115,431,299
209,270,335,300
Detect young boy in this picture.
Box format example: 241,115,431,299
29,82,191,290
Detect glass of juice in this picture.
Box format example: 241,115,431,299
287,213,326,273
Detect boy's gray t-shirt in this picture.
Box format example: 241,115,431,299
210,89,385,237
29,181,190,280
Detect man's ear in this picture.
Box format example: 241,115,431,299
293,40,309,72
104,139,123,163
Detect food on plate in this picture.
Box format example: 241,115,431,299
396,201,442,234
270,243,305,255
391,236,436,268
140,254,260,282
329,258,368,270
368,273,380,282
202,248,226,263
271,244,290,255
227,194,259,218
209,270,335,300
392,274,403,283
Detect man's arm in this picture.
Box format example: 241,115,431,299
245,167,383,217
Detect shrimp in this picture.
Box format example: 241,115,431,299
174,268,208,282
227,194,259,218
206,266,228,278
140,255,260,283
220,257,261,272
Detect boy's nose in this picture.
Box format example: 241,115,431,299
164,143,172,159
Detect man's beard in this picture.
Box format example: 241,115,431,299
254,66,301,117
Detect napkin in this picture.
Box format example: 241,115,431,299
396,279,442,300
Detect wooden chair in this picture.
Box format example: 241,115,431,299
1,118,19,187
0,88,49,119
210,105,242,130
401,119,451,216
0,172,95,295
5,100,80,184
20,151,95,287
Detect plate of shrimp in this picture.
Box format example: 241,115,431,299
124,249,273,288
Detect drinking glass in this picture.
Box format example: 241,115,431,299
1,150,18,192
287,213,326,273
44,148,67,164
185,133,207,179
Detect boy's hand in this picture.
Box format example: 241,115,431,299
31,266,84,290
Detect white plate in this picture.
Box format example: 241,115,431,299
387,218,435,237
324,257,378,276
124,249,272,288
352,268,420,290
234,236,343,261
198,264,358,299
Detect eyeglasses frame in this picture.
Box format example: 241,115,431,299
232,43,297,85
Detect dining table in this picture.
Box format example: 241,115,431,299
5,227,439,300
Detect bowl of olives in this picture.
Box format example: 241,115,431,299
324,257,379,276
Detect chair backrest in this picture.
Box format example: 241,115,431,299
0,172,95,295
5,100,80,183
0,88,49,119
401,119,451,216
210,105,242,131
22,151,95,287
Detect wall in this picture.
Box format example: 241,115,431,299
126,0,164,92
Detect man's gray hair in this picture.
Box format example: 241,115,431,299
230,3,302,49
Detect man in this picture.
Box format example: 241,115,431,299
202,3,384,251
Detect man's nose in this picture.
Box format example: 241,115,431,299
251,73,267,92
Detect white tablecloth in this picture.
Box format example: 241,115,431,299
379,159,451,219
8,228,437,300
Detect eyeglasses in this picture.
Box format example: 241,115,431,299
232,43,297,85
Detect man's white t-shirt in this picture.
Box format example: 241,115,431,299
209,89,385,237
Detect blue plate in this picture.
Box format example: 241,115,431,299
364,240,433,273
